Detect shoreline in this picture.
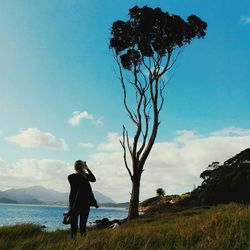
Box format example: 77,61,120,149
0,203,128,231
0,203,128,210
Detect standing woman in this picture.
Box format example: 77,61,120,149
68,160,98,238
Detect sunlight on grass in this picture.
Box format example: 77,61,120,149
0,204,249,250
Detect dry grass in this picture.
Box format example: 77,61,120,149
0,203,249,250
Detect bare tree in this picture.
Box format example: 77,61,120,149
109,5,207,219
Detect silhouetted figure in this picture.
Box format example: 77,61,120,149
68,160,98,238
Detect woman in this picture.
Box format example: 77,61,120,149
68,160,98,238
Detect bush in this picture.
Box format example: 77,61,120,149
156,188,165,197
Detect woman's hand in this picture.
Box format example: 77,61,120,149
82,161,88,170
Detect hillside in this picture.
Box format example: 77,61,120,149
190,148,250,205
139,194,190,212
0,198,17,204
139,148,250,212
100,202,129,208
0,188,44,204
0,203,249,249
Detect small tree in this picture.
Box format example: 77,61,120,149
110,5,207,219
156,188,165,197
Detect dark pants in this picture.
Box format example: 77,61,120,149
70,206,90,237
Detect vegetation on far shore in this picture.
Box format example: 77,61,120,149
0,203,249,250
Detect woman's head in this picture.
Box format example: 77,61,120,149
74,160,87,173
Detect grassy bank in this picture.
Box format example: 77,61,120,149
0,203,249,250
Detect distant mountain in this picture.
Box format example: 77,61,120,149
100,202,129,208
0,188,44,204
0,186,115,205
93,190,115,204
0,197,18,204
17,186,68,204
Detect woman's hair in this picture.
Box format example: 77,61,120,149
74,160,85,173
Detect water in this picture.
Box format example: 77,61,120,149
0,204,128,231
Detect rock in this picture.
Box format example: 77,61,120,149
93,217,127,229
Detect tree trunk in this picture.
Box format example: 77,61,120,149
128,175,141,220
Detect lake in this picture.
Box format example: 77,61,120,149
0,203,128,231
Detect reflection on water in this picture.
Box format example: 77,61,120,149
0,203,128,230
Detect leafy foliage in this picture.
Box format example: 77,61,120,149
156,188,165,197
192,148,250,205
110,5,207,70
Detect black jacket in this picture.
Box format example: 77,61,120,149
68,170,97,210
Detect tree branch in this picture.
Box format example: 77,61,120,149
137,92,150,158
157,49,172,78
120,126,133,179
114,55,138,125
132,63,144,164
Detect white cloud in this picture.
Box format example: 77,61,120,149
88,127,250,202
0,158,72,192
240,16,250,24
1,127,250,203
97,133,122,152
5,128,68,150
210,126,250,136
0,158,6,168
68,111,103,127
79,142,94,149
95,118,104,126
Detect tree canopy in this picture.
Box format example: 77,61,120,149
156,188,166,197
110,5,207,70
191,148,250,205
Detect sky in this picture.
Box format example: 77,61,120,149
0,0,249,202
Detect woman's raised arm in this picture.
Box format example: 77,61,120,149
86,169,96,182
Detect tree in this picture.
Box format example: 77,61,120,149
156,188,165,197
192,148,250,205
109,5,207,219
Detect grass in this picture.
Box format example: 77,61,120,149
0,203,249,250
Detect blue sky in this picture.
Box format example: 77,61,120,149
0,0,249,202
